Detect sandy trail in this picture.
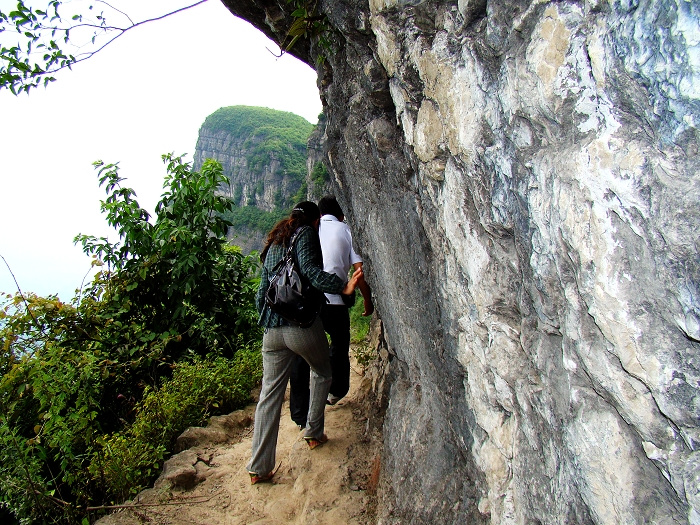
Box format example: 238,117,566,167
96,359,379,525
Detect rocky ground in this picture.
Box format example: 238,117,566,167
95,357,382,525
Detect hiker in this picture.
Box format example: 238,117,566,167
290,196,373,428
247,201,362,485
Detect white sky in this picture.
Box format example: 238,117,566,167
0,0,322,301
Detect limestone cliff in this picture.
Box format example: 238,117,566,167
306,113,334,201
193,105,316,252
221,1,700,523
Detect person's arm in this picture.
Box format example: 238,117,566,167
352,262,374,316
296,227,360,295
255,257,272,314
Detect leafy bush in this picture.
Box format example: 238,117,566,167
349,294,375,371
349,293,371,344
0,156,264,524
90,348,262,501
75,155,262,358
222,205,288,235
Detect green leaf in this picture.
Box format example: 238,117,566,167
288,17,308,37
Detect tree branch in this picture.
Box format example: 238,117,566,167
46,0,211,72
85,490,224,511
1,0,211,93
95,0,134,26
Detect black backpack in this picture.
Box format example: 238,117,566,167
264,227,324,327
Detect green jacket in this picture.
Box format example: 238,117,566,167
256,226,346,327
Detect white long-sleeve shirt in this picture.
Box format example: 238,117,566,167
318,215,363,305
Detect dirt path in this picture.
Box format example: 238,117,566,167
96,359,380,525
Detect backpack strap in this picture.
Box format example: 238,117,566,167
287,225,311,269
288,225,310,251
271,226,308,272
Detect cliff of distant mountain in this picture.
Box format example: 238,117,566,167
305,113,333,201
193,105,317,252
221,1,700,524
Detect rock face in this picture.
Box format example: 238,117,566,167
221,1,699,523
193,106,315,251
306,113,334,201
193,106,313,211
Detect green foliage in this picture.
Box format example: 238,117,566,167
0,0,74,94
74,154,261,355
349,295,375,370
0,156,264,523
222,205,288,237
292,180,309,205
352,342,376,371
89,348,262,501
232,182,243,205
0,417,55,523
349,293,371,344
281,0,332,64
274,188,285,209
310,161,330,200
203,106,313,141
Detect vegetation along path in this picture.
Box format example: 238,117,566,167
96,354,381,525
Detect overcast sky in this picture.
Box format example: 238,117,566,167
0,0,322,301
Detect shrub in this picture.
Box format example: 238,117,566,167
349,294,376,371
90,348,263,501
349,293,371,344
0,156,264,524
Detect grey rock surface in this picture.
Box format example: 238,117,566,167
222,0,699,523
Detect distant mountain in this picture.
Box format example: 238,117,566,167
193,106,330,253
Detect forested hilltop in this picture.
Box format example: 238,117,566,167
193,105,330,253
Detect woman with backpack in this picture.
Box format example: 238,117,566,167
247,201,362,484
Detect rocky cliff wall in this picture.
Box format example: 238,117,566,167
193,106,316,252
222,1,699,523
193,106,311,212
194,126,287,211
306,115,335,200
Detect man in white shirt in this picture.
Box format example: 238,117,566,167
290,196,373,425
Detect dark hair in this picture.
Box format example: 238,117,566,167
260,201,321,262
318,195,344,219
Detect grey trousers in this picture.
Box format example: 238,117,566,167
247,316,332,476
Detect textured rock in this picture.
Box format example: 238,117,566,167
158,409,254,489
174,410,253,453
173,426,229,453
222,0,699,523
155,450,202,490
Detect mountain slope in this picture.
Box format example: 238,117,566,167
193,105,318,252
